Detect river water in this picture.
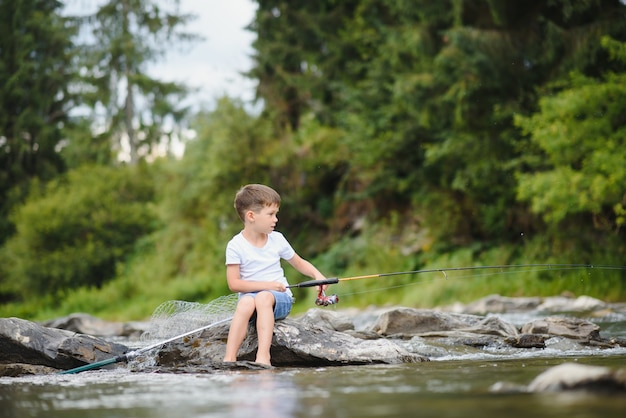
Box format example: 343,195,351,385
1,314,625,418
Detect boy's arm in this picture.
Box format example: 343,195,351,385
226,264,287,293
287,254,326,281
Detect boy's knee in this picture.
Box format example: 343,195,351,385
237,296,256,312
255,291,275,307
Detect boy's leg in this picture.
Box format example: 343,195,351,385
223,296,256,362
253,291,276,365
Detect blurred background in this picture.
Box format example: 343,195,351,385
1,0,625,321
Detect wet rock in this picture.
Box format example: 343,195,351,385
407,330,506,354
526,363,626,393
0,317,129,375
505,333,547,348
136,360,273,374
521,317,601,340
0,363,58,377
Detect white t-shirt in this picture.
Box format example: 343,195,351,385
225,231,296,297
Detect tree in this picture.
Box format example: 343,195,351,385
515,38,626,234
1,164,157,300
0,0,78,242
249,0,626,243
249,0,361,130
75,0,199,164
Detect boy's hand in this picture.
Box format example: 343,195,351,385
271,282,287,292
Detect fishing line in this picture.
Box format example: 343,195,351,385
335,263,612,282
332,265,597,300
307,264,626,304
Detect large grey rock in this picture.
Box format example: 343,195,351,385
0,317,128,371
155,315,427,368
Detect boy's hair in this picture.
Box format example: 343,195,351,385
234,184,281,222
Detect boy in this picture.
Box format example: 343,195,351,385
223,184,327,366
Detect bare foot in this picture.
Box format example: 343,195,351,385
254,357,271,366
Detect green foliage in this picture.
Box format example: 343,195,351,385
2,164,157,300
515,70,626,230
251,0,626,244
0,0,78,242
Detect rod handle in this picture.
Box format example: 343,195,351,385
288,277,339,288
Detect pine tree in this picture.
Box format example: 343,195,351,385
76,0,199,164
0,0,78,242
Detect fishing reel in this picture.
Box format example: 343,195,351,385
315,288,339,306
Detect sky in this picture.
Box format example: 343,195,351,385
150,0,258,110
64,0,258,111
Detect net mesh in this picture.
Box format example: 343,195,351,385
140,293,239,342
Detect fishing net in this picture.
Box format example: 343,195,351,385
140,293,239,342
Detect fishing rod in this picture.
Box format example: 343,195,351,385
290,263,626,306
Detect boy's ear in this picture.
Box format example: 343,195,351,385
245,210,255,222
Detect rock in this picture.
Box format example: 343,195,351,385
155,315,428,368
271,318,426,365
417,331,503,350
43,313,147,338
526,363,626,392
298,308,355,332
462,294,542,314
0,363,58,377
368,308,484,337
505,333,547,348
521,317,601,340
140,360,274,374
458,315,519,338
367,308,518,338
538,295,606,313
452,294,623,317
0,317,129,375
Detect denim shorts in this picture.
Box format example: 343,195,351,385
240,290,294,320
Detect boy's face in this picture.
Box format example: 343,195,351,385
249,203,279,234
